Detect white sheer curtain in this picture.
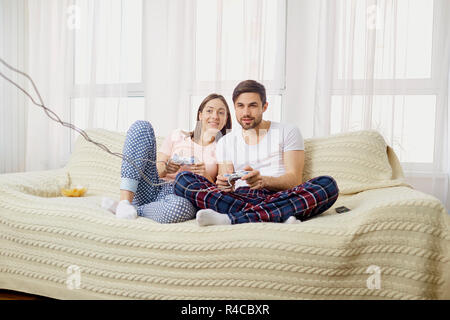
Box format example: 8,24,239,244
1,0,146,172
70,0,145,143
189,0,286,131
143,0,286,136
313,0,450,211
26,0,74,171
0,0,28,173
1,0,75,172
142,0,196,137
0,0,286,173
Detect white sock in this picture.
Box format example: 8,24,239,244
115,199,138,220
196,209,231,226
284,216,302,224
101,197,119,213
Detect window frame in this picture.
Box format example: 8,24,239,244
189,0,288,128
329,0,446,171
68,0,145,149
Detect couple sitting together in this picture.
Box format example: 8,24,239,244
101,80,339,226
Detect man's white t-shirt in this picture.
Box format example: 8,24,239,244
215,121,304,189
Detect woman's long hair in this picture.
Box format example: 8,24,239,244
189,93,232,143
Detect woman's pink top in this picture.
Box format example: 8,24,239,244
159,129,218,181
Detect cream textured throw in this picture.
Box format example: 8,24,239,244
0,129,449,299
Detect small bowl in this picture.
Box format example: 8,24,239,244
61,185,88,197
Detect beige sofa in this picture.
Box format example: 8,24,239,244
0,129,449,299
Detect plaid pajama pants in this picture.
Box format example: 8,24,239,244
173,171,339,224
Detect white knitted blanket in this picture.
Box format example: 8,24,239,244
0,129,449,299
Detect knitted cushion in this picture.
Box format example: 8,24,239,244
66,128,405,197
303,130,405,194
65,129,164,198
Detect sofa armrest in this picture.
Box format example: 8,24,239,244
0,168,70,197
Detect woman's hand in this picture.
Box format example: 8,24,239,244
188,162,206,176
165,159,182,174
187,162,216,183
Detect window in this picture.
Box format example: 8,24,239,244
336,0,434,80
70,0,287,141
192,0,286,128
331,95,436,163
70,0,144,141
71,97,145,133
332,0,445,168
74,0,142,85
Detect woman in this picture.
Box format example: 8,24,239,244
102,93,232,223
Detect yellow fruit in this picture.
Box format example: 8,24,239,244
61,187,87,197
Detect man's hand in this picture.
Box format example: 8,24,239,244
242,165,266,190
216,174,235,192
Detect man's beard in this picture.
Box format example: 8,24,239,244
239,115,263,130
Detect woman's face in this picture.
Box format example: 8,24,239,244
198,98,228,134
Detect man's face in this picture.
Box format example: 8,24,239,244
234,92,268,130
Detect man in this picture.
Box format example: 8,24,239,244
174,80,338,226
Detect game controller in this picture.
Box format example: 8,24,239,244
224,170,250,182
171,154,195,165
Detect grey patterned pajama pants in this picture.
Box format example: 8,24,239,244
120,120,197,223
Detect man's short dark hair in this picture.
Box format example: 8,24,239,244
232,80,267,106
